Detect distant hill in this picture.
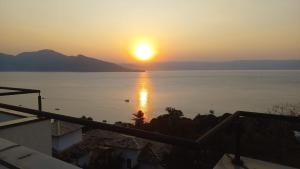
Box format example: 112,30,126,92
123,60,300,70
0,49,142,72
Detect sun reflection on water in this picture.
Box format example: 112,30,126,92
139,88,148,110
136,72,152,120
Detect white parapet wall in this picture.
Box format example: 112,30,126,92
0,117,52,155
0,137,81,169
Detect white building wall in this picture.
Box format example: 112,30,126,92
52,130,82,152
0,120,52,155
120,149,140,169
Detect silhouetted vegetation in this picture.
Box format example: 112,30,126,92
132,106,300,169
132,110,145,128
81,115,94,132
268,102,300,116
59,105,300,169
81,115,94,121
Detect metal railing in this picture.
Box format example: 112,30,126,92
0,86,42,111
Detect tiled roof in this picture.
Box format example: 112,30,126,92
84,129,147,150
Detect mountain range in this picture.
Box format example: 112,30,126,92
0,49,141,72
123,60,300,70
1,49,300,71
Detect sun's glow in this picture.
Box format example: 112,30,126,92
134,43,154,61
139,88,148,110
135,72,152,121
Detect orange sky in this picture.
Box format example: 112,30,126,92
0,0,300,63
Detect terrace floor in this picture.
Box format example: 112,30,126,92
214,154,297,169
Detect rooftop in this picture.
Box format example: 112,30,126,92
76,129,148,151
0,138,80,169
0,110,43,129
0,111,22,123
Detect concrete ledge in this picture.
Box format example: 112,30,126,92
0,138,81,169
214,154,297,169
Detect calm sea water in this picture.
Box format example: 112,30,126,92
0,70,299,123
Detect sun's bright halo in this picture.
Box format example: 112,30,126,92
134,43,154,61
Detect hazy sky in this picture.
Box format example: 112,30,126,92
0,0,299,62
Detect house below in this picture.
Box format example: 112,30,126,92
57,129,170,169
52,120,83,152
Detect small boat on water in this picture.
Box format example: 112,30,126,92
124,99,130,103
55,108,60,111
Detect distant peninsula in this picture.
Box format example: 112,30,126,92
123,60,300,70
0,49,142,72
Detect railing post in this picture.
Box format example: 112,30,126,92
232,120,243,166
38,93,42,111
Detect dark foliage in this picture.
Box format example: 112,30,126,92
58,106,300,169
132,110,145,128
81,115,95,133
137,107,300,169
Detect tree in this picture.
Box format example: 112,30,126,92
165,107,183,118
132,110,145,128
81,115,94,133
209,110,215,115
268,103,300,116
81,115,93,121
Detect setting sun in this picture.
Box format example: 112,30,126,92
134,43,154,61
